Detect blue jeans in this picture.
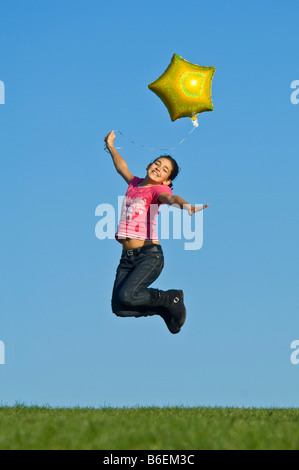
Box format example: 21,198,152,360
111,244,164,318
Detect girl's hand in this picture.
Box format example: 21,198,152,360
188,204,209,215
104,130,116,150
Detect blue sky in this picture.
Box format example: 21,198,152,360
1,0,299,408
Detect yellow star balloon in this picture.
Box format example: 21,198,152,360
148,53,216,126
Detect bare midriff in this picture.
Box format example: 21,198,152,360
121,238,160,250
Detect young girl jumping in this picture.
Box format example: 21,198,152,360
104,130,209,334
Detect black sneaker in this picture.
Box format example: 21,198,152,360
160,310,181,334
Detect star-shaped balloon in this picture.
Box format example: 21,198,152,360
148,53,216,126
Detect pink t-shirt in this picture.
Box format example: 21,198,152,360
115,176,172,243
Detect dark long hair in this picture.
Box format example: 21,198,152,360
152,155,180,189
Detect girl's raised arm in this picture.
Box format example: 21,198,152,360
104,131,134,184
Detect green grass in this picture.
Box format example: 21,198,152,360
1,405,299,449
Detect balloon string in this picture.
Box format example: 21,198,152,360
104,126,197,153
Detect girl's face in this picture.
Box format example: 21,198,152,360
146,157,173,185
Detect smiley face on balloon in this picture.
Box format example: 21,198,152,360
148,53,216,126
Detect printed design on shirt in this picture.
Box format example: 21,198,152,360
121,196,148,223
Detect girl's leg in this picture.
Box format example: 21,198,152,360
111,245,186,334
111,246,164,318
